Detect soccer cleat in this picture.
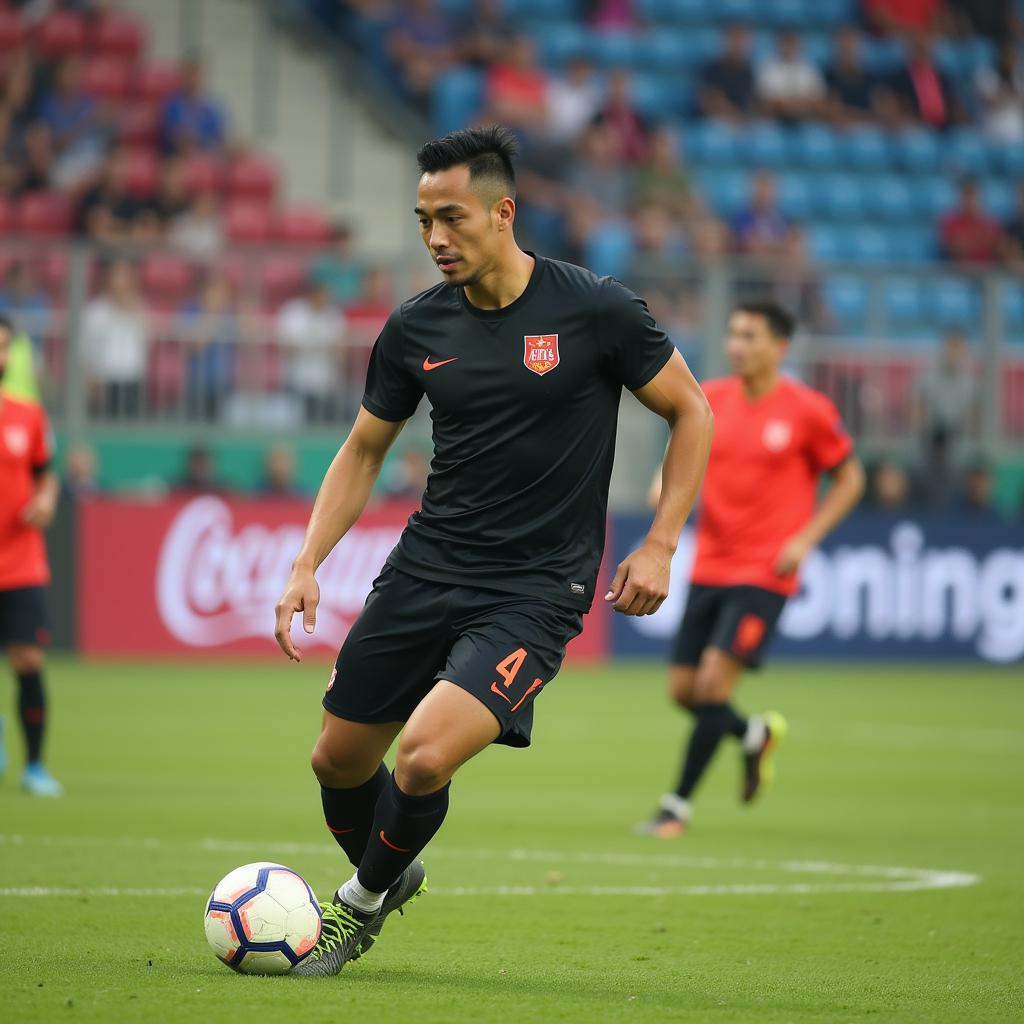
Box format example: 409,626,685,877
351,859,427,961
742,710,788,804
291,899,378,977
22,762,62,797
0,716,6,780
634,794,690,839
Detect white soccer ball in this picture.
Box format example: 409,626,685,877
204,862,322,974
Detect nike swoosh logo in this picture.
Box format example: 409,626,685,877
423,356,459,371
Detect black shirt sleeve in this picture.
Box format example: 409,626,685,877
361,307,424,422
597,277,676,392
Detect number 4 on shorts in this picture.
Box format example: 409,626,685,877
490,647,545,713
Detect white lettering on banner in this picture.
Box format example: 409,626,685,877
156,497,402,647
628,523,1024,663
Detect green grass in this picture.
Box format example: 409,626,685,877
1,659,1022,1024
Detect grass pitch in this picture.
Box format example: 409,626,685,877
1,658,1021,1023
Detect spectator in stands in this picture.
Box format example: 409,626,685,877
175,445,223,495
344,265,393,407
17,121,54,195
631,127,700,224
0,262,50,338
275,277,347,423
385,0,457,115
699,23,755,123
939,178,1004,265
178,272,238,422
138,156,191,234
310,222,363,305
975,41,1024,144
916,331,979,506
867,461,913,514
63,443,100,501
169,189,224,262
1001,182,1024,267
864,0,943,36
954,460,1002,521
160,58,227,156
767,230,829,334
80,259,150,419
731,172,791,260
37,56,108,189
946,0,1012,40
457,0,515,68
545,58,601,147
587,0,636,29
756,30,826,124
0,50,42,195
826,27,881,126
564,120,630,255
884,34,957,130
597,69,650,164
76,147,145,244
261,444,304,499
484,34,548,137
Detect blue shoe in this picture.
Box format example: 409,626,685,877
0,716,7,780
22,762,63,797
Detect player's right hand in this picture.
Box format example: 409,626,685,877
274,567,320,663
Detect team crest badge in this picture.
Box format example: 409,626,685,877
762,419,792,452
524,334,559,376
3,425,29,457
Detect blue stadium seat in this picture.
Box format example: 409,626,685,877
862,37,906,74
637,0,712,21
792,123,840,170
685,120,741,164
584,221,634,278
715,0,757,22
944,129,989,176
695,169,748,218
884,278,923,324
637,27,717,68
981,178,1014,220
630,73,686,119
916,176,957,219
777,173,814,221
535,22,587,65
742,122,789,168
991,139,1024,177
930,276,980,327
760,0,808,26
847,225,893,264
807,224,841,263
892,227,937,263
1001,281,1024,340
824,274,869,331
820,173,865,222
841,128,891,171
868,175,916,223
588,28,637,67
502,0,581,17
894,128,942,174
803,0,855,28
432,70,482,135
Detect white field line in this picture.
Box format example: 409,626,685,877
0,833,979,897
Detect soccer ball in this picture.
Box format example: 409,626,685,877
204,862,322,974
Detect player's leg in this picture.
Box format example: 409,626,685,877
9,641,61,796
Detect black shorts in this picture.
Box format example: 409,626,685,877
323,565,583,748
671,584,787,670
0,586,50,648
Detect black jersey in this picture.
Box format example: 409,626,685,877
361,254,675,611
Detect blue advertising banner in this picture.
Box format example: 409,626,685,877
611,514,1024,664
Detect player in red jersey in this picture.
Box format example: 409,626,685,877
0,316,62,796
639,300,864,837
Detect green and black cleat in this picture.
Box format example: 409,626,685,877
291,899,378,977
352,860,427,961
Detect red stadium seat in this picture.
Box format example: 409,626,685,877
259,256,306,308
15,191,73,237
182,152,224,194
277,206,332,247
34,251,68,297
35,11,87,59
118,102,160,146
141,253,195,309
226,156,278,203
136,63,185,104
122,146,159,199
0,9,27,52
211,255,248,294
0,195,12,235
147,340,185,408
92,12,144,61
82,56,133,102
225,201,274,244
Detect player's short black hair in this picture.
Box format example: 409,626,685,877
416,125,518,200
0,313,15,337
734,299,795,341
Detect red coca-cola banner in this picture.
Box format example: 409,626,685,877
78,497,609,661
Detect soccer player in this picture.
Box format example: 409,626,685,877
638,300,864,838
0,315,62,796
274,126,713,975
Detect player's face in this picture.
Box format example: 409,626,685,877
415,166,505,288
725,311,786,379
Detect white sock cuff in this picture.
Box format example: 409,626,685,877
743,715,767,754
659,793,692,822
338,875,385,914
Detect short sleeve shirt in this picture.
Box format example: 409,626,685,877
362,255,676,610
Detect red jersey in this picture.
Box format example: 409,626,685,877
0,396,52,589
692,376,853,596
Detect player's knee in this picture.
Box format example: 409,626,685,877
394,739,454,796
693,667,730,704
8,644,43,675
309,739,369,789
668,667,697,710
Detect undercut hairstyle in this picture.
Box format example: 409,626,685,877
735,300,795,341
416,125,518,202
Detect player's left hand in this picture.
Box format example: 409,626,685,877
21,492,57,529
604,541,672,616
775,534,811,576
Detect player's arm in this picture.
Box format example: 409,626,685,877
22,467,59,529
274,408,406,661
775,456,865,576
605,350,713,616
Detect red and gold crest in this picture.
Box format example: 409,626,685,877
523,334,559,376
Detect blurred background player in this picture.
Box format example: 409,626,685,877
639,300,864,837
0,315,61,797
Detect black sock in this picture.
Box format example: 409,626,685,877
17,670,46,765
674,702,746,800
356,773,449,894
321,762,390,867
